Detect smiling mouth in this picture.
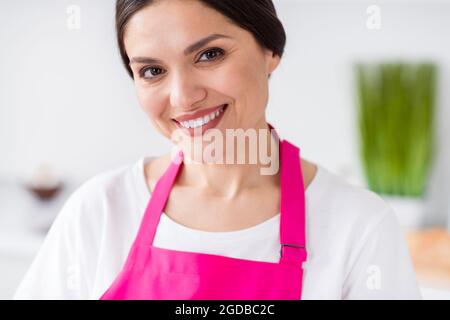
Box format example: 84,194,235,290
172,104,229,136
173,104,228,129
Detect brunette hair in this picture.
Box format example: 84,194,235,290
115,0,286,79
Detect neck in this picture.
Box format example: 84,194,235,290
177,120,280,199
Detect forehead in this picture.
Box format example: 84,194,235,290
124,0,239,52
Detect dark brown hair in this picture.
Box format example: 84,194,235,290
115,0,286,79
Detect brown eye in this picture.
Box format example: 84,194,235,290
140,66,165,80
197,48,225,62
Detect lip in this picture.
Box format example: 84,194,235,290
173,104,229,137
172,104,227,123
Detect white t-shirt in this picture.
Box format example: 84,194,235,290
13,156,422,300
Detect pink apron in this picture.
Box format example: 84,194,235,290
100,124,307,300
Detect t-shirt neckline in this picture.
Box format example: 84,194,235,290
133,155,323,236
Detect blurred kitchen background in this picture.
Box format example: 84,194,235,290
1,0,449,299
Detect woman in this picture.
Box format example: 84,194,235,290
14,0,421,299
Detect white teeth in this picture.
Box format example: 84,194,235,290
179,105,226,129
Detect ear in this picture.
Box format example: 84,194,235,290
264,49,281,77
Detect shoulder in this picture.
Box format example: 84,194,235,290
12,159,149,300
57,158,147,228
46,157,150,270
312,164,390,214
70,163,134,205
301,158,318,191
307,164,397,244
304,164,410,284
143,153,172,193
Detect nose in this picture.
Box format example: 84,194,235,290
169,71,207,111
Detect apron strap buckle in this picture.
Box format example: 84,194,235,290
280,243,307,263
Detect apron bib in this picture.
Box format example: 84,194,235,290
101,124,307,300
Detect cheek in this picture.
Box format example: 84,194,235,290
136,87,166,119
211,61,253,104
135,86,175,139
218,57,268,113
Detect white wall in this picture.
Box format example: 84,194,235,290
1,0,449,225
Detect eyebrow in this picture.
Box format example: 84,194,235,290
129,33,232,65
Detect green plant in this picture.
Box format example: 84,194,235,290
355,62,437,197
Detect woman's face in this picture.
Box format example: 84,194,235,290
124,0,280,145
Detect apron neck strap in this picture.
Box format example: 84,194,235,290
279,138,307,264
135,149,184,246
268,122,307,263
